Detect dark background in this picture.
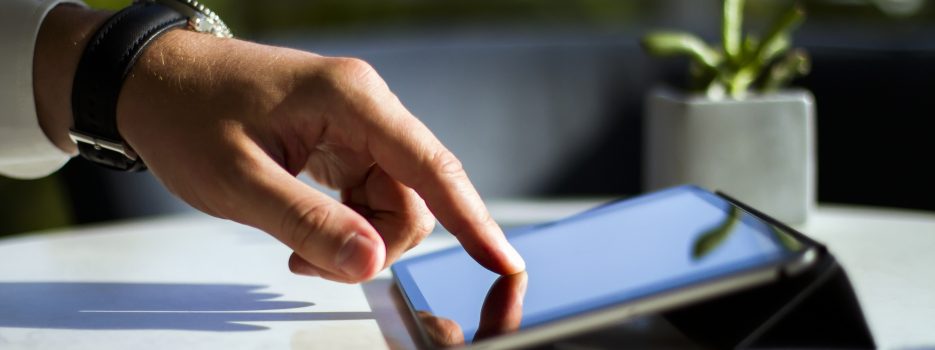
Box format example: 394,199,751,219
2,0,933,235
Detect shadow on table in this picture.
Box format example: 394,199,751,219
0,282,372,331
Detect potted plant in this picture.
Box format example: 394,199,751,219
641,0,814,224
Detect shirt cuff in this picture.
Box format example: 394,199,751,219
0,0,86,179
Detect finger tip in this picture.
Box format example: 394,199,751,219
484,255,525,276
502,262,526,276
365,232,388,278
501,241,526,274
473,241,526,275
500,260,526,276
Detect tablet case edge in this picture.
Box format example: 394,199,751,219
661,192,876,349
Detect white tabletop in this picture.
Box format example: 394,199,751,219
0,201,933,349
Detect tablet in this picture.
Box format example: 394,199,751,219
391,185,820,349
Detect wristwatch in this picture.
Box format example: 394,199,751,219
69,0,232,171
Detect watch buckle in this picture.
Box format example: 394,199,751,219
69,129,140,161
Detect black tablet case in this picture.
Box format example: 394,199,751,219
400,190,876,349
661,193,876,349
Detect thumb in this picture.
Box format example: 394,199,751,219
233,154,386,283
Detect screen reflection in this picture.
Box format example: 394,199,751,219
395,186,805,347
417,272,528,347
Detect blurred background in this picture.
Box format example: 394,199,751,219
2,0,934,237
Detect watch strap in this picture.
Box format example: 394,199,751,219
71,2,187,171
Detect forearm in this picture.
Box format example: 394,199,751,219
33,4,110,155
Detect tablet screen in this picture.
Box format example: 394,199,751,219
392,185,805,346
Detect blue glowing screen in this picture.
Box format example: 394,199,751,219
392,185,803,346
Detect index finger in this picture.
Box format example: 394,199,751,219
363,98,525,275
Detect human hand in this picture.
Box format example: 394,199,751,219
417,272,528,346
33,6,524,283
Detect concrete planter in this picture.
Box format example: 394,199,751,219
643,87,816,224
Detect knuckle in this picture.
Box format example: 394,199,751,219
408,217,436,250
428,149,466,179
419,215,437,238
280,199,335,252
328,57,384,94
415,204,438,238
401,211,437,251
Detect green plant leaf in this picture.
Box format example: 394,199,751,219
722,0,745,64
641,31,722,69
727,66,758,99
762,49,811,92
760,34,790,66
742,34,760,59
754,4,804,66
644,0,807,97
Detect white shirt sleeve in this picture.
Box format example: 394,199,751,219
0,0,86,179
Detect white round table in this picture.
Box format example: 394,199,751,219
0,201,932,349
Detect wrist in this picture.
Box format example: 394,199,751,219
33,5,111,155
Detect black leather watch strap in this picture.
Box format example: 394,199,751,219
71,2,186,171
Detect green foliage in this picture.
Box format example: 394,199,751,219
642,0,810,99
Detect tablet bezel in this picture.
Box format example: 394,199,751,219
392,185,823,349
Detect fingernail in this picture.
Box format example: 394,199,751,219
335,232,377,279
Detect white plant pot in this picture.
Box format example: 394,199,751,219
643,87,816,224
